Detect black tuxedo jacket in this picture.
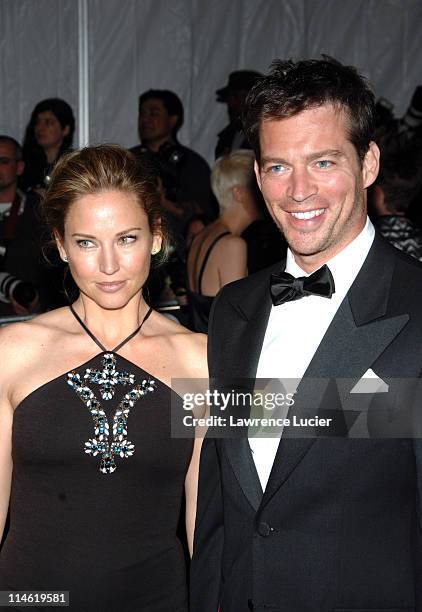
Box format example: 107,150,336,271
191,234,422,612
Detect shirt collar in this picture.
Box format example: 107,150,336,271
285,217,375,299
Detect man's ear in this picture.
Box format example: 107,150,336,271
54,231,67,262
169,115,178,130
362,141,380,189
254,160,262,191
62,125,70,138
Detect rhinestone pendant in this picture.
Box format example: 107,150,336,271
67,355,155,474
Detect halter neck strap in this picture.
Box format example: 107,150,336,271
69,304,153,353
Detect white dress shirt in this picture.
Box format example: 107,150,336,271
250,218,375,490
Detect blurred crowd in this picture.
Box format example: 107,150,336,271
1,73,422,330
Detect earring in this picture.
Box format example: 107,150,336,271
63,255,68,262
151,248,160,255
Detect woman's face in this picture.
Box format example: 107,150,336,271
57,189,161,309
34,111,69,151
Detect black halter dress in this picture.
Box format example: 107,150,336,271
0,307,192,611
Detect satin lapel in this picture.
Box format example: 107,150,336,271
261,235,409,509
224,438,263,511
220,262,279,510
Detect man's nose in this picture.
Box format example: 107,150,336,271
99,246,120,275
287,167,317,202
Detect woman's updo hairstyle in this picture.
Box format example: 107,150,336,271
42,144,169,266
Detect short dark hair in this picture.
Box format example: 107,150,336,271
243,56,376,164
0,135,23,161
27,98,75,150
138,89,184,136
376,129,422,214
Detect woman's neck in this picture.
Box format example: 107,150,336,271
44,144,62,164
71,293,150,349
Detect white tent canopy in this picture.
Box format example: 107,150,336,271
1,0,421,163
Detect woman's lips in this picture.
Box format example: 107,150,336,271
95,281,126,293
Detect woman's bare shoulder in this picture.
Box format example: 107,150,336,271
0,308,70,367
145,311,208,377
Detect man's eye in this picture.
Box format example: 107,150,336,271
315,160,333,169
269,164,286,174
119,235,137,245
76,239,94,248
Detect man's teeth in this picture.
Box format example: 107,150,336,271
290,209,325,220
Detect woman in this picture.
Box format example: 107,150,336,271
186,150,261,332
0,145,207,610
21,98,75,191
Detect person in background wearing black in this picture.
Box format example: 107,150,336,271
20,98,75,192
131,89,214,309
0,136,42,316
131,89,214,225
186,150,262,332
215,70,261,159
370,130,422,260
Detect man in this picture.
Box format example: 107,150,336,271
191,58,422,611
215,70,261,159
0,136,42,314
130,89,214,222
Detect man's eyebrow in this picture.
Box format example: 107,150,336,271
260,156,289,166
306,149,344,161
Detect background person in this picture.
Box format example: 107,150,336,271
215,70,261,159
20,98,75,192
0,145,206,610
186,149,262,332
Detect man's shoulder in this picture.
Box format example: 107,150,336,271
217,260,282,303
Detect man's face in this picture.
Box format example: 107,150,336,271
255,104,379,272
138,98,177,145
0,141,24,194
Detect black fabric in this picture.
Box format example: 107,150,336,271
186,231,230,333
374,214,422,261
130,144,214,221
0,354,192,611
270,263,335,305
191,233,422,611
215,121,250,159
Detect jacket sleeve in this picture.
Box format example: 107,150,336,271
190,291,225,611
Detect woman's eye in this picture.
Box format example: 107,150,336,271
315,160,333,169
76,239,94,248
119,235,137,245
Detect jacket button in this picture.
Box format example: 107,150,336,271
257,521,272,537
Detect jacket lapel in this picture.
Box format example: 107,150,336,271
220,262,279,510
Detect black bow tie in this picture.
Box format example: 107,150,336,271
270,264,335,306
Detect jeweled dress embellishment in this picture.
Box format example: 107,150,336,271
67,359,155,474
84,353,135,400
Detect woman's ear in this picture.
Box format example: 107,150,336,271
54,231,68,262
151,232,163,255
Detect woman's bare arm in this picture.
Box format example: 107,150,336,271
185,437,204,557
0,326,18,542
